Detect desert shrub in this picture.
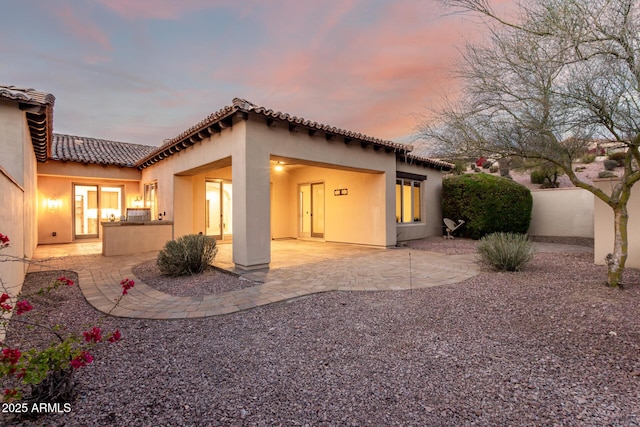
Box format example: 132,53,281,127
481,160,492,169
529,163,563,187
530,169,546,184
608,151,626,166
157,234,218,276
442,173,533,239
477,232,534,271
489,164,499,173
447,160,466,175
604,159,619,171
598,170,616,178
581,153,596,164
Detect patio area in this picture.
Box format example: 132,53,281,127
28,239,479,319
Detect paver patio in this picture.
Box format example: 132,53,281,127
28,240,481,319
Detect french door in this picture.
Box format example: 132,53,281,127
299,182,324,238
73,184,123,239
205,180,233,240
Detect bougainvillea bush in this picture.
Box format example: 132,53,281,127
0,233,131,410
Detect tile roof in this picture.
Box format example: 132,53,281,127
0,85,55,162
137,97,452,170
52,134,156,168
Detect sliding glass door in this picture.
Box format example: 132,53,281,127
73,184,123,239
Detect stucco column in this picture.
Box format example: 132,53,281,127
231,136,271,270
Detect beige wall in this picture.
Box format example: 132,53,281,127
528,188,594,238
102,222,173,256
37,172,142,244
0,100,38,295
140,125,242,225
593,178,640,268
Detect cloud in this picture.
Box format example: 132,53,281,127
52,3,113,52
94,0,233,20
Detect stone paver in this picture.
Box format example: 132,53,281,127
29,240,483,319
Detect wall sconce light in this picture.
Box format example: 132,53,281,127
333,188,348,196
274,161,284,172
132,196,144,208
46,198,62,210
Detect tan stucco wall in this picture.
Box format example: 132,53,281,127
37,174,141,244
102,222,173,256
140,125,241,225
528,188,594,238
593,178,640,268
0,100,37,294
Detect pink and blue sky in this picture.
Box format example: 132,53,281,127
1,0,504,146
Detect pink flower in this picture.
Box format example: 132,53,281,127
0,233,9,247
0,293,9,304
120,278,135,295
56,276,74,287
15,300,33,315
70,351,94,369
1,348,21,365
107,329,122,343
83,327,103,343
0,303,12,312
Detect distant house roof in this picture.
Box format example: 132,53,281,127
52,134,156,167
137,98,453,171
0,85,55,162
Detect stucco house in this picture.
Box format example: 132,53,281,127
2,85,453,286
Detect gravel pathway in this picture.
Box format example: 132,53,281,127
2,239,639,426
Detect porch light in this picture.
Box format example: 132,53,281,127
274,161,284,171
45,198,62,210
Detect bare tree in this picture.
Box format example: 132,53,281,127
422,0,640,287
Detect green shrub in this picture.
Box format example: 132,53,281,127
449,160,466,175
442,173,533,239
489,164,499,173
477,232,535,271
529,163,563,187
481,160,492,169
157,234,218,276
530,169,546,184
604,159,619,171
581,153,596,164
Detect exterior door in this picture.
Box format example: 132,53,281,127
298,182,324,238
205,180,232,240
73,184,123,239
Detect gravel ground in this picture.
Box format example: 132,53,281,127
2,239,640,426
131,261,255,297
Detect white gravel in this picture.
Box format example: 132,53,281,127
2,238,639,426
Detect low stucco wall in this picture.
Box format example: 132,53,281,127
528,188,594,238
593,179,640,268
101,221,173,256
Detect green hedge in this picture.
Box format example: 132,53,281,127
442,173,533,239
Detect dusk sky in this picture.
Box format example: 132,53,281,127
1,0,509,147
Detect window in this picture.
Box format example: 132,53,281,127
144,182,158,220
395,179,421,223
